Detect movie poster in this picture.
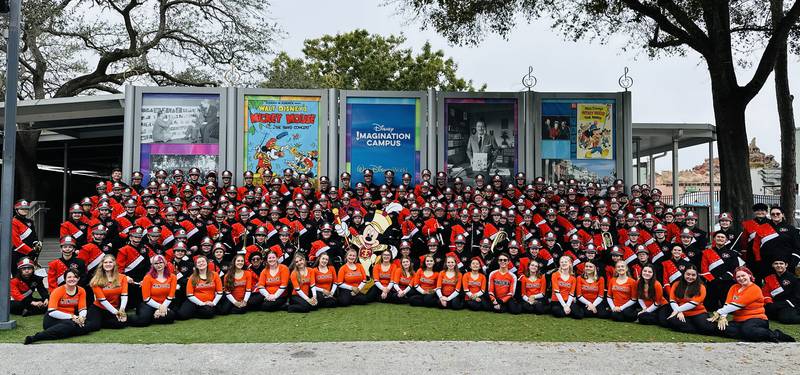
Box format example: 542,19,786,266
139,92,221,183
444,98,517,185
576,103,613,160
346,97,421,185
244,95,321,186
540,99,616,183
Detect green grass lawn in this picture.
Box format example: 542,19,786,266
2,304,798,344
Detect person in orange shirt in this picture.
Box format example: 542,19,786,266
288,254,318,313
607,260,639,322
218,254,252,315
86,254,129,331
636,264,669,327
24,270,88,344
367,250,395,303
257,251,290,311
435,256,463,309
409,254,438,307
574,261,609,319
708,266,795,342
666,265,715,334
391,256,417,304
176,255,222,320
313,253,338,308
131,255,177,326
461,258,488,311
488,253,520,314
336,249,368,306
550,256,577,318
519,260,548,315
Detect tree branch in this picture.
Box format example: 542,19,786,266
742,0,800,99
620,0,710,54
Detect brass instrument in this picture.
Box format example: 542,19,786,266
602,231,614,249
490,230,508,254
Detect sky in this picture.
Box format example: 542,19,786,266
269,0,800,173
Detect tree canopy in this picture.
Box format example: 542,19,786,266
262,29,485,91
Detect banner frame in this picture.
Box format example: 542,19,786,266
338,90,428,184
131,86,230,183
235,88,329,186
436,91,526,181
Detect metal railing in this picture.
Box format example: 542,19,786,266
660,192,780,206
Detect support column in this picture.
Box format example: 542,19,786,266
708,139,715,229
427,88,436,175
328,88,338,180
648,155,655,187
62,143,69,222
634,137,641,185
672,134,680,207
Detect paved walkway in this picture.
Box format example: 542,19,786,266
2,341,797,374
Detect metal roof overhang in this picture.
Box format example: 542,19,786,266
632,122,716,156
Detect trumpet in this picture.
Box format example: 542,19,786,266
490,231,508,254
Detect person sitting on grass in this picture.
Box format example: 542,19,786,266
636,264,669,327
10,257,48,316
312,253,338,308
336,249,369,307
410,254,438,308
519,260,549,315
574,261,608,319
550,256,577,318
176,255,222,320
288,254,318,313
24,270,88,345
666,265,715,335
218,254,251,315
131,255,177,326
86,254,129,331
257,251,290,311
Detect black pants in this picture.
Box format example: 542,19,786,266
287,295,316,313
724,318,788,342
28,315,88,343
246,293,265,311
766,301,800,324
706,280,735,312
435,295,464,310
638,305,670,327
491,298,521,314
260,295,289,311
130,302,176,327
388,288,418,304
10,297,47,316
337,289,368,307
408,292,438,308
667,312,716,335
366,285,393,303
176,301,216,320
550,301,577,318
216,298,249,315
85,305,127,332
610,304,640,322
520,299,549,314
464,296,490,311
316,293,338,308
572,301,611,319
125,283,143,310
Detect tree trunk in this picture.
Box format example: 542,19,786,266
772,0,797,218
709,77,754,227
15,128,41,201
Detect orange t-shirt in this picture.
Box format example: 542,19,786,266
488,269,516,302
520,274,547,299
187,273,222,302
337,263,367,288
391,268,415,289
226,271,253,301
726,283,767,322
550,272,577,302
609,277,637,307
92,274,129,309
314,266,337,292
669,283,707,317
639,280,667,308
141,274,177,304
577,277,605,302
48,286,87,315
258,265,290,296
461,272,486,295
437,270,462,297
291,269,315,296
413,269,437,292
372,263,395,288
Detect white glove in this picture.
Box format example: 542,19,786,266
385,202,403,214
335,222,349,238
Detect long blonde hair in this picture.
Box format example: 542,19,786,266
90,254,121,288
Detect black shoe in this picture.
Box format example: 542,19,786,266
774,329,796,342
21,309,29,317
23,336,33,345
